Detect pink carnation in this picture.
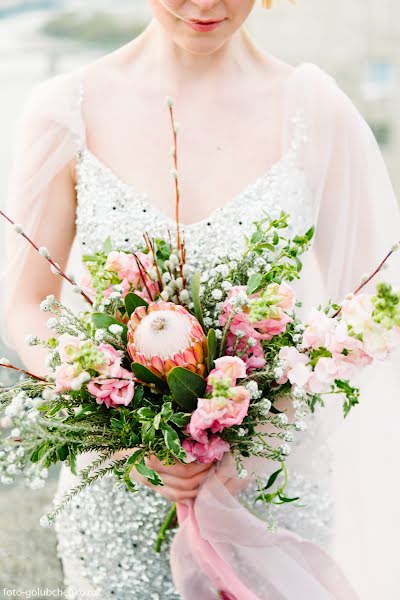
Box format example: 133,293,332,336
212,356,247,383
301,308,335,350
97,344,126,378
277,346,311,387
255,310,292,341
87,374,135,409
182,434,230,464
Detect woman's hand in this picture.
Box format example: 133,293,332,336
113,449,213,502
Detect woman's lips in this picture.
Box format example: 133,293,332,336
186,19,226,32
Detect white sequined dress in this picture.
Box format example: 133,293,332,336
52,67,335,600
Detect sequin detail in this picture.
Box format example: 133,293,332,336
53,106,335,598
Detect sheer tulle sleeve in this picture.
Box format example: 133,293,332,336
297,65,400,600
0,69,85,347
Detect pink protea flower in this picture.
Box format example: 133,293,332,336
127,301,207,379
182,434,230,464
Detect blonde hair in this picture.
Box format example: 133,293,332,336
262,0,297,8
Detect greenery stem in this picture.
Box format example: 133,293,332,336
155,502,177,553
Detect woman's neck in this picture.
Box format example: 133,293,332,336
123,18,270,92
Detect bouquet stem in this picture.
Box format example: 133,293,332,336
155,502,177,553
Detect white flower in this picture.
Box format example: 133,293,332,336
284,432,294,442
13,223,23,234
294,419,307,431
1,475,13,485
276,413,288,425
108,324,123,335
247,268,257,277
25,334,40,345
279,443,291,456
162,272,171,284
40,468,49,479
235,329,245,338
215,329,223,339
175,277,184,290
46,317,58,330
221,280,232,292
258,398,272,414
164,95,174,107
170,168,178,180
174,122,180,134
182,264,191,277
95,329,107,342
50,265,60,275
237,427,247,437
10,428,21,438
6,464,18,475
40,515,53,528
238,467,248,479
0,357,10,365
274,366,285,379
245,380,260,399
40,295,56,312
26,409,39,421
160,290,170,301
211,289,223,301
247,337,257,348
16,447,25,458
29,477,45,490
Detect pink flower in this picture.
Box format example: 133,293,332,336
267,282,296,311
340,293,374,335
277,346,311,386
255,311,292,341
97,343,126,378
79,274,96,301
57,334,82,364
87,374,135,409
182,435,230,464
213,356,247,383
306,357,338,394
301,308,335,350
54,363,79,391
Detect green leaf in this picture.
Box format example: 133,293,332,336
131,363,167,392
137,407,155,421
92,313,128,344
126,449,144,466
69,449,77,475
206,328,217,373
30,442,47,463
125,293,148,317
160,402,173,422
274,493,300,504
247,273,263,295
56,445,69,461
110,417,123,430
305,225,315,241
262,467,283,491
154,412,162,430
272,230,279,245
167,367,206,411
163,426,186,460
141,422,156,444
169,412,191,427
103,236,113,254
191,270,205,330
135,459,164,486
45,401,65,417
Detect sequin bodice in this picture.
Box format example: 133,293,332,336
74,109,314,267
54,106,334,600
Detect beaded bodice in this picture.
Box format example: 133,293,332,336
74,108,315,267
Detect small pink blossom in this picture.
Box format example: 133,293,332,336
57,334,81,364
306,357,338,394
97,343,125,378
54,363,83,392
87,374,135,409
301,308,335,350
340,293,374,335
255,311,292,341
79,274,96,301
212,356,247,383
182,435,230,464
276,346,311,386
268,282,296,311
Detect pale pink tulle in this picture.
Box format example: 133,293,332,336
170,455,359,600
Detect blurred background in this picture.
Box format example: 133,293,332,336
0,0,399,594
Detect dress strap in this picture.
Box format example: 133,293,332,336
75,66,88,155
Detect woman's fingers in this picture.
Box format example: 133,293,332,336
146,454,213,477
152,469,210,492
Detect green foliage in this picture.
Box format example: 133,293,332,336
125,293,148,316
335,379,360,417
191,270,206,330
167,367,206,411
206,329,217,373
131,363,167,392
92,313,128,344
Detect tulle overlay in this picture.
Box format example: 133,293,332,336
1,60,400,599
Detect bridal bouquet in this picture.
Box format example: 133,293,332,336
1,96,399,549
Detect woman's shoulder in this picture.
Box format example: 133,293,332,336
294,62,365,131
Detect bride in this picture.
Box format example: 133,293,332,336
2,0,400,598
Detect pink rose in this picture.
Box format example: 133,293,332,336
87,372,135,409
182,434,230,464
